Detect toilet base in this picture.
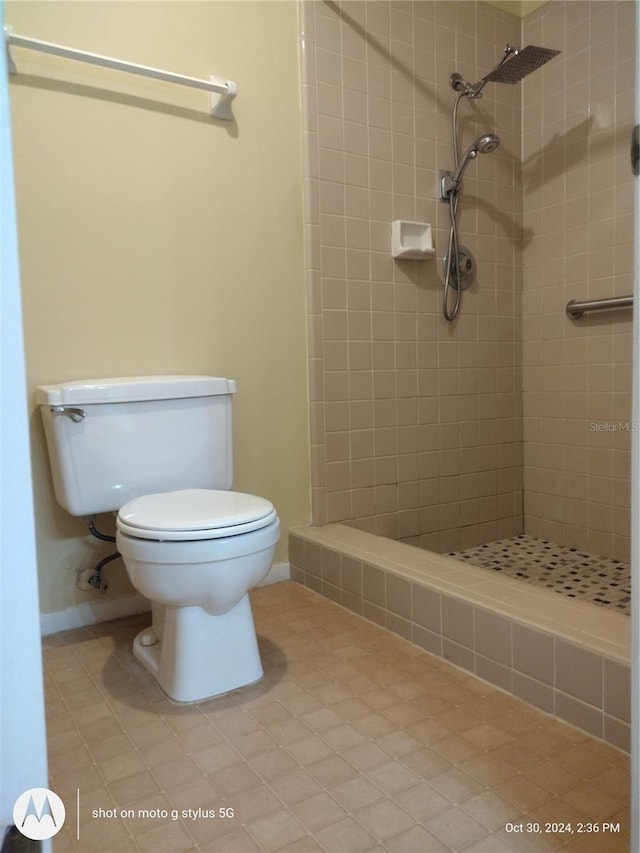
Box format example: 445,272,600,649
133,593,264,702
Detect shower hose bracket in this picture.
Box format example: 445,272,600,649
439,170,457,202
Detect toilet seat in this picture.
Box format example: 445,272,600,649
117,488,277,541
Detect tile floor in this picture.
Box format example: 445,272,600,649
45,582,630,853
449,536,631,616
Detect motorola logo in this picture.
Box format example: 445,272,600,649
12,788,65,841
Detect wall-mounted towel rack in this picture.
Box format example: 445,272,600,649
4,26,237,120
566,295,633,320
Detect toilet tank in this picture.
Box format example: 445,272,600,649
35,376,237,517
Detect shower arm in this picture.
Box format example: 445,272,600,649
450,44,518,99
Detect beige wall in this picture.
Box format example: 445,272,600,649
485,0,546,18
8,1,310,613
521,0,635,560
302,0,523,552
302,0,633,561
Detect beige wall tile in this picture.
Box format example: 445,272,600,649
303,0,523,543
442,597,474,649
475,654,513,693
513,624,554,685
386,574,411,619
475,609,512,666
604,658,631,723
363,564,386,608
554,693,603,740
520,1,633,555
555,640,603,707
512,672,554,715
304,0,631,560
603,716,631,753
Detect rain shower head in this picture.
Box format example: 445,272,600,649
482,45,561,84
450,43,561,98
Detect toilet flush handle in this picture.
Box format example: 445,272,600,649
50,406,86,423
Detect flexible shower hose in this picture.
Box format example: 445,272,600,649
442,91,466,322
443,190,462,321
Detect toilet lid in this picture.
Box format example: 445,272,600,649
117,489,275,536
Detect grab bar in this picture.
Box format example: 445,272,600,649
566,295,633,320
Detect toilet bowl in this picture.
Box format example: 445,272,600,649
116,489,280,703
35,375,281,704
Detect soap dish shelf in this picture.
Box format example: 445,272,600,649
391,221,435,260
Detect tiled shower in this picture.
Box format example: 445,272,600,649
297,0,633,749
520,1,634,562
301,0,634,565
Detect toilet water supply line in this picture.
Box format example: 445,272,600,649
85,519,120,592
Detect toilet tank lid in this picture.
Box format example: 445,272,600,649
35,375,237,406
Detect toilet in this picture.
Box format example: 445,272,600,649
35,375,280,702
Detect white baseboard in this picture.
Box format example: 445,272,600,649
40,562,291,636
40,593,150,636
261,561,290,585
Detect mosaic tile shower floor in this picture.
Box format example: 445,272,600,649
448,536,630,616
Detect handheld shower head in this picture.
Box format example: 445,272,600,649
452,133,500,185
476,133,500,154
440,133,500,201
